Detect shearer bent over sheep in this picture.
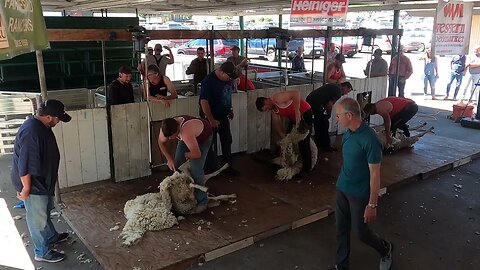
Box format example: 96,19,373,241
158,115,213,214
256,90,313,174
363,97,418,145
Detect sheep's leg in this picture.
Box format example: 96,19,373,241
411,126,434,139
205,163,229,182
408,122,427,131
208,193,237,201
189,183,208,192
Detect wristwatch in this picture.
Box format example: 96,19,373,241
367,203,378,209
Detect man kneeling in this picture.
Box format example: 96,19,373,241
158,115,213,214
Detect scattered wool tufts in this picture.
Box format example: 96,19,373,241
275,128,318,181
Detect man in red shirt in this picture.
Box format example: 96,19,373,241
363,97,418,144
255,90,313,173
388,46,413,98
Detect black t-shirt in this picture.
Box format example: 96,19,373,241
106,79,135,106
11,117,60,196
306,83,342,114
149,75,168,97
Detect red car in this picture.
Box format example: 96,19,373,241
177,39,238,56
316,37,358,58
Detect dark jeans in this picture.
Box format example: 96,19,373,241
388,76,406,98
335,190,389,269
312,108,331,150
287,109,313,173
205,116,232,171
391,102,418,137
446,72,463,98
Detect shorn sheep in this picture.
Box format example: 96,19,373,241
376,124,434,152
119,162,233,247
273,127,318,181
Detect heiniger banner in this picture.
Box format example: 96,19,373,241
290,0,349,27
434,0,473,55
0,0,50,60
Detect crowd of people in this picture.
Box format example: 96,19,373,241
22,41,480,270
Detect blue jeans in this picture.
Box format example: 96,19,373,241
424,74,436,96
24,194,59,257
175,134,213,206
388,76,406,98
446,72,463,98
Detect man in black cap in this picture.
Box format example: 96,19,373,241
106,65,135,107
227,45,248,77
306,82,353,151
199,61,239,175
12,99,71,263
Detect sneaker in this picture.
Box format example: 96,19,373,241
444,96,449,100
379,241,393,270
34,250,66,263
53,233,69,244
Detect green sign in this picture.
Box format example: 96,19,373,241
0,0,49,60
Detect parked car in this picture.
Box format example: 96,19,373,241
358,35,392,54
312,37,358,58
402,31,431,52
177,39,238,56
151,39,191,48
303,38,324,59
247,38,304,62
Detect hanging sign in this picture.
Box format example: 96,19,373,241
434,0,473,55
290,0,349,27
0,0,50,60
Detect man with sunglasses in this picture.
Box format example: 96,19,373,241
12,100,72,263
199,61,239,175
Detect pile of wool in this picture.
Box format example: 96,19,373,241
119,171,200,246
273,128,318,181
376,126,434,152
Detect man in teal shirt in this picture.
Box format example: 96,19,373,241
333,98,393,270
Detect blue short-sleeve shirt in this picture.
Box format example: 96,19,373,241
199,72,233,120
11,117,60,196
337,122,382,199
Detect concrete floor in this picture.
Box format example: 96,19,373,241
0,105,478,270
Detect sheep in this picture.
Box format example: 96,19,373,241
119,161,234,247
376,125,434,152
273,128,318,182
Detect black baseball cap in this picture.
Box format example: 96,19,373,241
40,99,71,122
220,61,239,80
335,53,346,63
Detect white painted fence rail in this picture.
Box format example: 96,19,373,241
53,108,110,188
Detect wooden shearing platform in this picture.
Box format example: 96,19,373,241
60,135,480,270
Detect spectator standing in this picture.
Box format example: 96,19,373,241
106,65,135,107
364,49,388,78
12,100,72,263
445,54,466,100
186,47,209,94
388,46,413,98
138,43,174,76
146,65,178,107
326,54,347,84
419,49,439,100
200,61,239,175
291,47,307,72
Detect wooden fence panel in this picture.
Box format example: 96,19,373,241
77,109,98,184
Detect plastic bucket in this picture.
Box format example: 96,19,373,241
452,104,474,119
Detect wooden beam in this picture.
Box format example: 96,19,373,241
46,28,404,42
47,29,132,42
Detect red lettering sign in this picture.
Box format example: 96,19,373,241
291,0,348,16
443,3,464,20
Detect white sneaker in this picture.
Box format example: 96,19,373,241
379,241,393,270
